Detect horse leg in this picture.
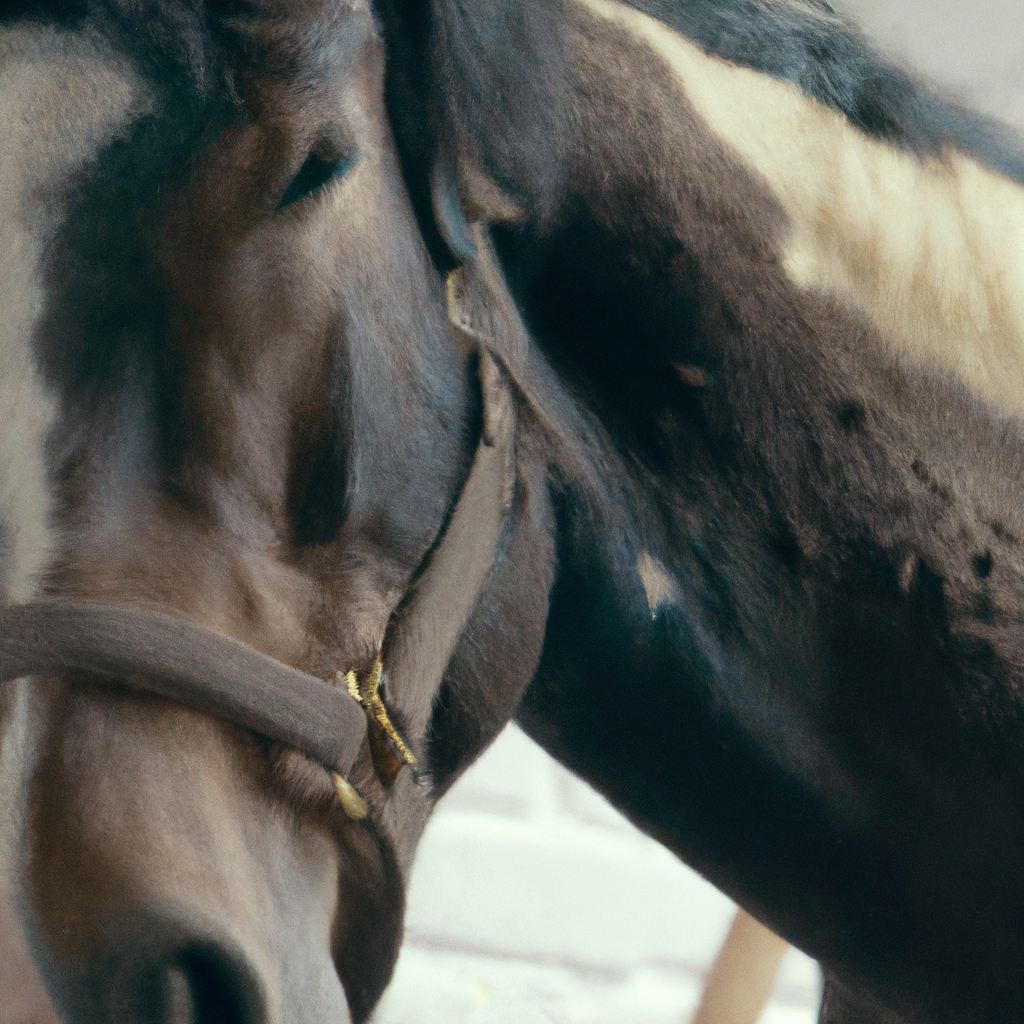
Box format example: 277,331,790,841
693,920,910,1024
691,908,790,1024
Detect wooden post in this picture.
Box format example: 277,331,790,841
691,909,791,1024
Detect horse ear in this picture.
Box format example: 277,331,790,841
429,148,478,263
429,146,526,264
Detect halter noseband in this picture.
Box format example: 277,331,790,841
0,598,370,778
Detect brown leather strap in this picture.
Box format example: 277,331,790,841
445,225,529,372
0,599,369,777
383,346,515,742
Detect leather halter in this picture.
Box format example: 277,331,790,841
0,349,512,808
0,598,371,778
0,236,524,827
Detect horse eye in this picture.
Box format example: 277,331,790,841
277,148,358,211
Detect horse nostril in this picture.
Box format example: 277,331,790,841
160,965,201,1024
153,945,264,1024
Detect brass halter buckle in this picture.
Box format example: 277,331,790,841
331,656,417,821
341,657,416,767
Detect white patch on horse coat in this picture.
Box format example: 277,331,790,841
637,551,678,617
576,0,1024,418
0,27,142,601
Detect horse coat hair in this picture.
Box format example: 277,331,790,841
381,0,1024,1020
2,0,1024,1023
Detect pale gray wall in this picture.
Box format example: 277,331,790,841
842,0,1024,134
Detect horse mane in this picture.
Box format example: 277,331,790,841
10,0,1024,190
631,0,1024,185
382,0,1024,206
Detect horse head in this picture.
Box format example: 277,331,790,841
0,1,554,1020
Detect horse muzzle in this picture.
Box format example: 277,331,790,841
45,921,285,1024
12,671,357,1024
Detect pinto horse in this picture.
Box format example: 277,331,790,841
2,0,1024,1022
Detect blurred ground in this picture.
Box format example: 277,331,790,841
374,6,1023,1023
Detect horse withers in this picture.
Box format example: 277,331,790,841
4,0,1024,1022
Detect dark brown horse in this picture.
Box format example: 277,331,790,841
3,0,1024,1022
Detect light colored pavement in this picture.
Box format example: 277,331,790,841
375,725,821,1024
375,6,1024,1023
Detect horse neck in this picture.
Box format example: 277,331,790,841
511,340,858,965
508,345,722,827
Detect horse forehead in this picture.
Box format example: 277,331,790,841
0,25,144,603
0,24,143,201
